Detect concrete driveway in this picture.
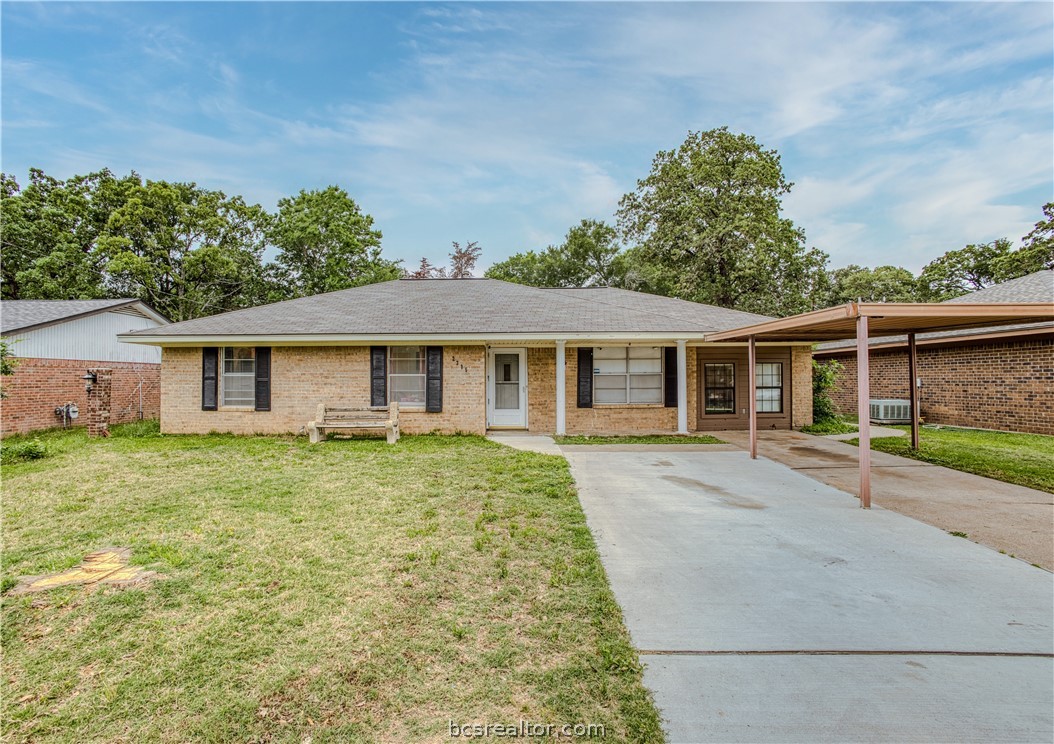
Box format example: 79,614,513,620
562,447,1054,744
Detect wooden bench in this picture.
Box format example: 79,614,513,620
308,402,399,444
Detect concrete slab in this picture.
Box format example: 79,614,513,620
565,448,1054,743
485,433,563,456
824,424,905,441
717,429,1054,570
645,654,1054,744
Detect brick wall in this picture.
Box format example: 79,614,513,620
1,358,160,436
160,346,487,436
791,346,813,429
528,346,699,435
159,343,816,437
816,337,1054,435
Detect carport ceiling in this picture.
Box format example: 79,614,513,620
706,302,1054,343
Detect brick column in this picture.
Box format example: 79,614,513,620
86,368,113,437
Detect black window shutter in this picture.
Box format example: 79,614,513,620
370,346,387,407
577,347,593,408
254,347,271,411
426,346,443,413
202,347,218,411
664,346,678,408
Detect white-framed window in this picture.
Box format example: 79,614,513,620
755,362,783,413
389,346,426,406
222,347,255,407
593,347,663,404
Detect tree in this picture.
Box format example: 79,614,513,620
617,128,829,316
0,339,18,399
992,202,1054,280
448,241,482,278
919,239,1012,300
1,168,137,300
825,265,922,305
405,257,446,279
485,219,626,287
98,179,271,321
269,187,400,298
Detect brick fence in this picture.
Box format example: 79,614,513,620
815,337,1054,436
1,358,161,436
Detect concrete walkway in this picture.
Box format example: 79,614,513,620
823,424,905,441
484,432,563,455
563,447,1054,743
716,429,1054,570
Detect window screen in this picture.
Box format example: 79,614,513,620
593,347,663,404
389,346,426,405
755,362,783,413
222,347,255,407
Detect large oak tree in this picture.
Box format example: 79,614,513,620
617,128,829,316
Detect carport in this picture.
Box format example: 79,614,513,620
707,302,1054,508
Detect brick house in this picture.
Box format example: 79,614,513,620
118,279,814,437
1,299,169,436
813,270,1054,436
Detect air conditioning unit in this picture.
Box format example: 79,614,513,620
869,399,911,424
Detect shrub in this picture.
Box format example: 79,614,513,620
1,438,48,464
812,359,844,424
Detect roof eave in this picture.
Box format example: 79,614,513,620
118,331,815,347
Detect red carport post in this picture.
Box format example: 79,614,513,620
857,314,871,508
748,335,757,459
908,332,920,450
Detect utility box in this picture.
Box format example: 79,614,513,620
869,399,912,424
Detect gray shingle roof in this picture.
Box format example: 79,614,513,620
816,270,1054,352
944,269,1053,304
122,279,773,339
2,299,142,334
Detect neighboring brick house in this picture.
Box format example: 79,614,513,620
1,299,169,436
119,279,814,437
814,270,1054,435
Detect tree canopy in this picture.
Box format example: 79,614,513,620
2,160,1048,322
826,265,924,304
485,219,625,288
1,170,403,320
269,187,399,299
616,127,829,315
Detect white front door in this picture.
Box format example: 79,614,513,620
487,348,527,428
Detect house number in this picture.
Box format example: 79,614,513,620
450,356,468,373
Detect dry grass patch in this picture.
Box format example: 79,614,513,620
2,424,662,742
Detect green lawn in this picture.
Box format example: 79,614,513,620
554,434,724,445
850,426,1054,493
1,424,663,742
799,418,858,435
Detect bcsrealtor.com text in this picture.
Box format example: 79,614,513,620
449,720,606,738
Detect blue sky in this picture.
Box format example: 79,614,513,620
2,2,1052,274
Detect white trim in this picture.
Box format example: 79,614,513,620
117,332,783,346
555,341,566,435
487,347,528,429
120,332,812,348
676,339,688,434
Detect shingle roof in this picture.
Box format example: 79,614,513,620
944,269,1053,304
816,270,1053,352
122,279,772,339
2,299,143,334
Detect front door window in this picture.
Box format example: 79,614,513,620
494,353,520,409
